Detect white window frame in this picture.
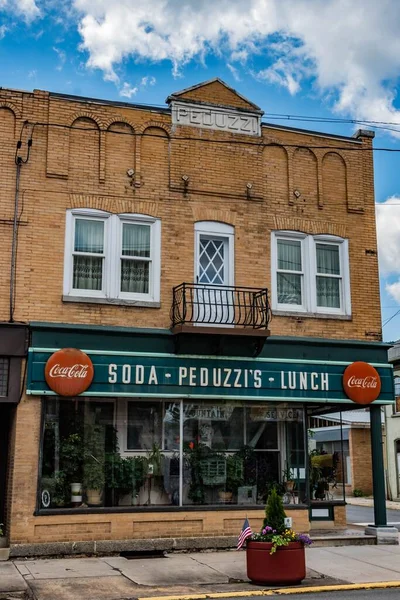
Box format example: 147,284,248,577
194,221,235,286
64,209,161,303
271,231,351,317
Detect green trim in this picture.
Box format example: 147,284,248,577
30,322,172,336
28,347,393,369
29,322,391,347
25,390,392,404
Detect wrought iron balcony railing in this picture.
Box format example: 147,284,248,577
171,283,270,330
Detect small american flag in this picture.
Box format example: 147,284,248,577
237,517,252,550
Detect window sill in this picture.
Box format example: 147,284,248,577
272,310,351,321
34,503,309,516
62,295,161,309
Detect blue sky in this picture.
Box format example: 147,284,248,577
2,0,400,341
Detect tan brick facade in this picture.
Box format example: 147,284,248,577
0,79,384,550
349,428,374,496
0,82,380,338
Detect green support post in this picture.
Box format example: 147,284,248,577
370,404,387,527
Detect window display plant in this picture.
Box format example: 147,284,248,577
246,487,312,585
225,454,244,497
83,424,106,505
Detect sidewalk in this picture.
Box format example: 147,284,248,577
1,543,400,600
346,497,400,510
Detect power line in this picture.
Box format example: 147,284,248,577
22,121,400,152
382,308,400,328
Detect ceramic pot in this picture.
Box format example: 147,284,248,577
246,541,306,585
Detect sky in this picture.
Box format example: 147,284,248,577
1,0,400,341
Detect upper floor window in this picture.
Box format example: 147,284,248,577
63,209,161,304
271,231,351,316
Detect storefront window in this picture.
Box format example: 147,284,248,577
39,398,308,510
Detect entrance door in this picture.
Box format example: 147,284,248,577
195,223,234,325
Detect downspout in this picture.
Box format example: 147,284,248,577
9,128,33,323
9,154,22,323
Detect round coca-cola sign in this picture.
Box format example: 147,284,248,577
343,361,381,405
45,348,94,397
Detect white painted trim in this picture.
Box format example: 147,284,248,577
194,221,234,286
271,231,351,317
63,210,161,304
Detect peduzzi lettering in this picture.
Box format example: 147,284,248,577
172,101,261,136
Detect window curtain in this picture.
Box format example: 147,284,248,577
121,223,150,293
316,244,340,308
277,240,302,305
73,219,104,290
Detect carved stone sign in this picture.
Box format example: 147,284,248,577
171,101,261,137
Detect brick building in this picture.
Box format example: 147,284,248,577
0,79,394,555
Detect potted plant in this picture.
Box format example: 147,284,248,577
246,488,312,585
59,432,84,506
83,424,105,506
105,454,147,506
222,453,244,502
0,523,9,561
282,463,295,492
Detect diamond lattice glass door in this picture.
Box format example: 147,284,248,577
196,235,231,325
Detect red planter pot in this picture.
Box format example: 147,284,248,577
246,541,306,585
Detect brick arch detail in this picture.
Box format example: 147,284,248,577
322,150,347,167
138,121,171,136
70,112,103,129
103,117,136,132
68,194,160,217
273,215,347,238
191,207,237,226
0,101,21,120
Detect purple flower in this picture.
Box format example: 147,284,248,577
262,526,273,534
297,533,313,546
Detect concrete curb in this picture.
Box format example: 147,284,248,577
138,581,400,600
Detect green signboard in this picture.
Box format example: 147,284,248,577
27,348,394,405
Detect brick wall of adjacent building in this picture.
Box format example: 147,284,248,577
0,84,381,339
349,428,374,495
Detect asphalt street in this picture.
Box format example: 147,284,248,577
346,504,400,525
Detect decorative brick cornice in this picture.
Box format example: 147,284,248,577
273,215,347,238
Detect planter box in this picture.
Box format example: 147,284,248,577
246,541,306,585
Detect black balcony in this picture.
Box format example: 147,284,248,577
171,283,271,334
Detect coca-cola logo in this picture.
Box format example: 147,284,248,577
45,349,94,397
48,364,90,379
343,362,381,405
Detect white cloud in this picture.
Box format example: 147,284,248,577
227,63,240,82
0,0,40,21
141,75,156,87
119,82,138,98
386,281,400,304
376,197,400,277
71,0,400,132
0,25,7,38
53,46,66,70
